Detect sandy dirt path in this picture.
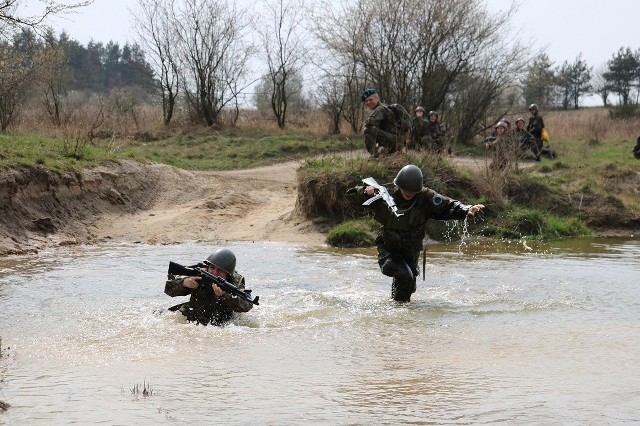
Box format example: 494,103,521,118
91,153,525,247
92,159,328,246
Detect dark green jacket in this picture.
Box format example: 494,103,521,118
411,116,427,139
165,271,252,325
364,103,397,135
425,121,443,140
527,114,545,139
346,184,471,252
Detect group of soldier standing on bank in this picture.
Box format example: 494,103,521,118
361,87,558,170
483,103,557,171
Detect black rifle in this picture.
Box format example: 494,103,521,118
168,261,260,306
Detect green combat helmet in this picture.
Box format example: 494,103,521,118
204,248,236,276
415,106,425,113
393,164,424,194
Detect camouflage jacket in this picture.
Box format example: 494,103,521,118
165,271,252,325
527,114,545,138
425,121,444,139
364,103,398,135
411,116,427,139
346,184,471,252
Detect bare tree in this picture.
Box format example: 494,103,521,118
591,64,610,107
0,0,93,38
40,31,73,126
257,0,309,129
0,31,43,130
316,73,346,134
313,0,529,143
310,5,367,134
133,0,180,126
448,42,527,144
173,0,254,127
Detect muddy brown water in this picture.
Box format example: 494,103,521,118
1,236,639,424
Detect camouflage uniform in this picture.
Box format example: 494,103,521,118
165,271,253,325
410,116,428,150
527,111,545,160
364,104,398,156
423,121,446,153
346,184,472,302
514,126,539,160
485,129,518,171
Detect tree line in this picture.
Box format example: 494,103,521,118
2,0,640,141
0,28,154,130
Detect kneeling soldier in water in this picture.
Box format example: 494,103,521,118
346,165,484,302
165,248,253,325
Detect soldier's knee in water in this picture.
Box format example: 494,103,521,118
380,258,397,277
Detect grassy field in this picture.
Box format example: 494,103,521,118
0,129,363,172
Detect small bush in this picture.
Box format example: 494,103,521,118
489,206,591,240
326,219,378,247
608,104,640,120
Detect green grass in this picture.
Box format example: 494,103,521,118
326,219,379,247
482,206,593,240
124,133,363,170
0,131,363,171
0,133,123,171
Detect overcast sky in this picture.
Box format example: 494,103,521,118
32,0,639,70
24,0,640,106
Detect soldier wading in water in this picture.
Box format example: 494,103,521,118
346,165,484,302
164,248,253,325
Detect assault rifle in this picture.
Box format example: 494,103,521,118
168,261,260,306
361,177,403,217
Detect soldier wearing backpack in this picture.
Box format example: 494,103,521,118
362,88,405,157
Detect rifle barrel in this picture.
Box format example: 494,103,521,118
167,261,259,305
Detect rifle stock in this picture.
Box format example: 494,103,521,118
168,261,259,306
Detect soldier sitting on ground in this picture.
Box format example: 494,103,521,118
514,117,540,160
423,111,448,154
485,121,518,171
409,106,428,151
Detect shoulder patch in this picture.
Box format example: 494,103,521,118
432,195,444,205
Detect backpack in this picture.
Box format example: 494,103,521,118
387,103,412,133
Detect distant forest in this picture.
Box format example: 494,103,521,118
11,28,155,94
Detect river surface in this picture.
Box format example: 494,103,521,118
1,237,639,424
